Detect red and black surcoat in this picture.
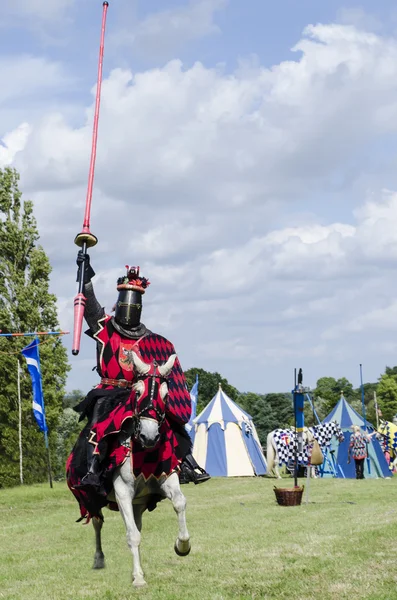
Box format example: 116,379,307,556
67,296,192,519
89,314,192,442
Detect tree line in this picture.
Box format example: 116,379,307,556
1,166,397,488
184,368,397,447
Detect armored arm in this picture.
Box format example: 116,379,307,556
84,281,105,333
76,251,105,333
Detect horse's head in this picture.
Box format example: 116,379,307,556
130,351,177,449
378,420,387,436
331,421,345,443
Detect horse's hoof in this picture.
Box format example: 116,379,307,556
174,538,191,556
92,556,105,569
133,579,147,588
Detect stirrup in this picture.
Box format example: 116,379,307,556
192,471,211,485
178,471,191,485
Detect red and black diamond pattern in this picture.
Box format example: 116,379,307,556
93,320,191,427
94,317,140,383
66,423,182,521
137,334,192,425
130,420,182,479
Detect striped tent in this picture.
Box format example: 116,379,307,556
191,385,267,477
322,394,390,478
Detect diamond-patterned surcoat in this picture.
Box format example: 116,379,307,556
93,315,191,424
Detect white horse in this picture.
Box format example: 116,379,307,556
266,427,313,479
266,421,344,479
90,351,191,588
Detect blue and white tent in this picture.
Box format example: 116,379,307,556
324,394,373,431
322,394,390,479
192,385,267,477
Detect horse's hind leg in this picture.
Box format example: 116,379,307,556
160,472,191,557
133,504,144,533
92,512,105,569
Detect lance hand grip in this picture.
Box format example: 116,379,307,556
72,294,86,355
72,245,89,355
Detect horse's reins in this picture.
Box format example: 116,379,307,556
131,361,170,440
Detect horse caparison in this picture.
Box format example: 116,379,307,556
266,421,345,479
91,351,191,588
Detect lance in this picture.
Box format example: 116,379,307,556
72,1,109,356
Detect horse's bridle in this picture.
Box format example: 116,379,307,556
332,423,344,442
131,361,170,440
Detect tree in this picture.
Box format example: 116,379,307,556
238,393,278,446
350,382,378,426
0,167,70,487
54,408,83,479
377,374,397,422
265,393,294,428
303,394,329,426
314,376,354,415
63,389,85,409
385,366,397,378
184,368,239,414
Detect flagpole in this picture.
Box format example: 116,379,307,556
17,359,23,485
374,391,379,430
37,342,53,489
21,338,53,488
43,430,53,489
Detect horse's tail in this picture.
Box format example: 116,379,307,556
266,432,276,476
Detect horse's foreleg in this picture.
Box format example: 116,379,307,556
161,472,191,557
92,512,105,569
113,474,146,588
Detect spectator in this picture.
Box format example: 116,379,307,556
347,425,372,479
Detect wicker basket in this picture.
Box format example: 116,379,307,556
274,485,304,506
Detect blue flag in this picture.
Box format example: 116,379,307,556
21,338,48,433
186,375,198,434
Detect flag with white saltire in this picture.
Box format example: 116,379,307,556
21,338,48,433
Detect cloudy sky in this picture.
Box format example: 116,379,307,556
2,0,397,395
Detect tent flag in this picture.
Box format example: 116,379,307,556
186,375,198,433
21,338,48,433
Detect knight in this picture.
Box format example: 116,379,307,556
73,251,210,489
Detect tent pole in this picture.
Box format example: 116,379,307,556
359,364,371,475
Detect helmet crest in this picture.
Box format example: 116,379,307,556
117,265,150,294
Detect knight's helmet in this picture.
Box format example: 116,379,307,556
114,265,150,328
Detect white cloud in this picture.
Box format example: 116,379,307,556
0,123,31,167
0,55,71,106
14,22,397,209
6,22,397,392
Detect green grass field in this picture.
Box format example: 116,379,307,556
1,476,397,600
